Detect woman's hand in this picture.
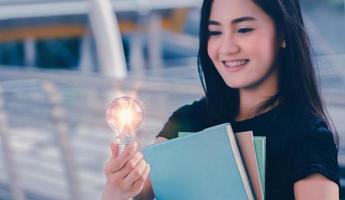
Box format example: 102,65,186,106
102,142,150,200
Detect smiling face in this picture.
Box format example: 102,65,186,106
207,0,282,90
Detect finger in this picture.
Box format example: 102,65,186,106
115,142,138,170
109,142,118,158
105,153,144,191
104,158,116,177
123,159,147,188
112,152,143,179
105,142,138,175
105,153,146,194
130,164,150,195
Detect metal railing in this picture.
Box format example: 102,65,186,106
0,69,204,200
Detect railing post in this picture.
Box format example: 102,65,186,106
79,30,96,74
87,0,127,79
0,86,26,200
41,81,82,200
147,12,163,69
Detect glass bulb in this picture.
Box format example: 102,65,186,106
106,96,143,154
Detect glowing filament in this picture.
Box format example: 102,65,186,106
106,97,143,137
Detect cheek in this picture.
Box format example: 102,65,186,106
207,40,224,75
207,41,217,61
249,33,277,69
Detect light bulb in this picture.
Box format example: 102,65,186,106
106,96,143,154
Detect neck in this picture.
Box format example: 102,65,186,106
236,70,279,121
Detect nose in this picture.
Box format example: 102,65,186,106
219,34,240,55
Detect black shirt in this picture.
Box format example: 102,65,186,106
156,98,339,200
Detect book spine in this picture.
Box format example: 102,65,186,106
226,125,254,200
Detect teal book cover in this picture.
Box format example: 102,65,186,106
254,136,266,197
180,129,266,195
178,129,266,196
143,123,254,200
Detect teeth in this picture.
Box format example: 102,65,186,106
224,60,248,67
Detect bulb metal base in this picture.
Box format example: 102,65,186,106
117,133,136,155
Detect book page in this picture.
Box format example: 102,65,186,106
235,131,264,200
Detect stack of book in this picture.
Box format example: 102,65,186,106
143,123,266,200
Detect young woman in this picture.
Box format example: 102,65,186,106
102,0,340,199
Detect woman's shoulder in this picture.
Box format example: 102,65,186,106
276,104,337,147
288,113,339,186
278,103,331,134
285,110,337,151
292,111,331,136
156,97,209,139
172,97,208,117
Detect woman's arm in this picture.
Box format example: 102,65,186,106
293,173,339,200
133,137,168,200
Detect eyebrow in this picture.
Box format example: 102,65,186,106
208,16,257,25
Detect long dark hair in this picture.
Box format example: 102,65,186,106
197,0,338,146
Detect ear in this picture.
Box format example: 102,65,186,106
276,32,286,49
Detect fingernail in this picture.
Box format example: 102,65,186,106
110,143,117,157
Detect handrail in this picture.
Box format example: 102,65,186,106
1,67,345,105
0,67,203,94
0,0,202,20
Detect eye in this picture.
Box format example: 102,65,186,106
237,28,254,33
208,31,222,36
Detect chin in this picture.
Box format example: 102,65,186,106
224,79,255,90
224,81,243,89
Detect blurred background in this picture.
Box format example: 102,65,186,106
0,0,344,199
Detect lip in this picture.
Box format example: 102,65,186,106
222,58,248,62
222,59,249,72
